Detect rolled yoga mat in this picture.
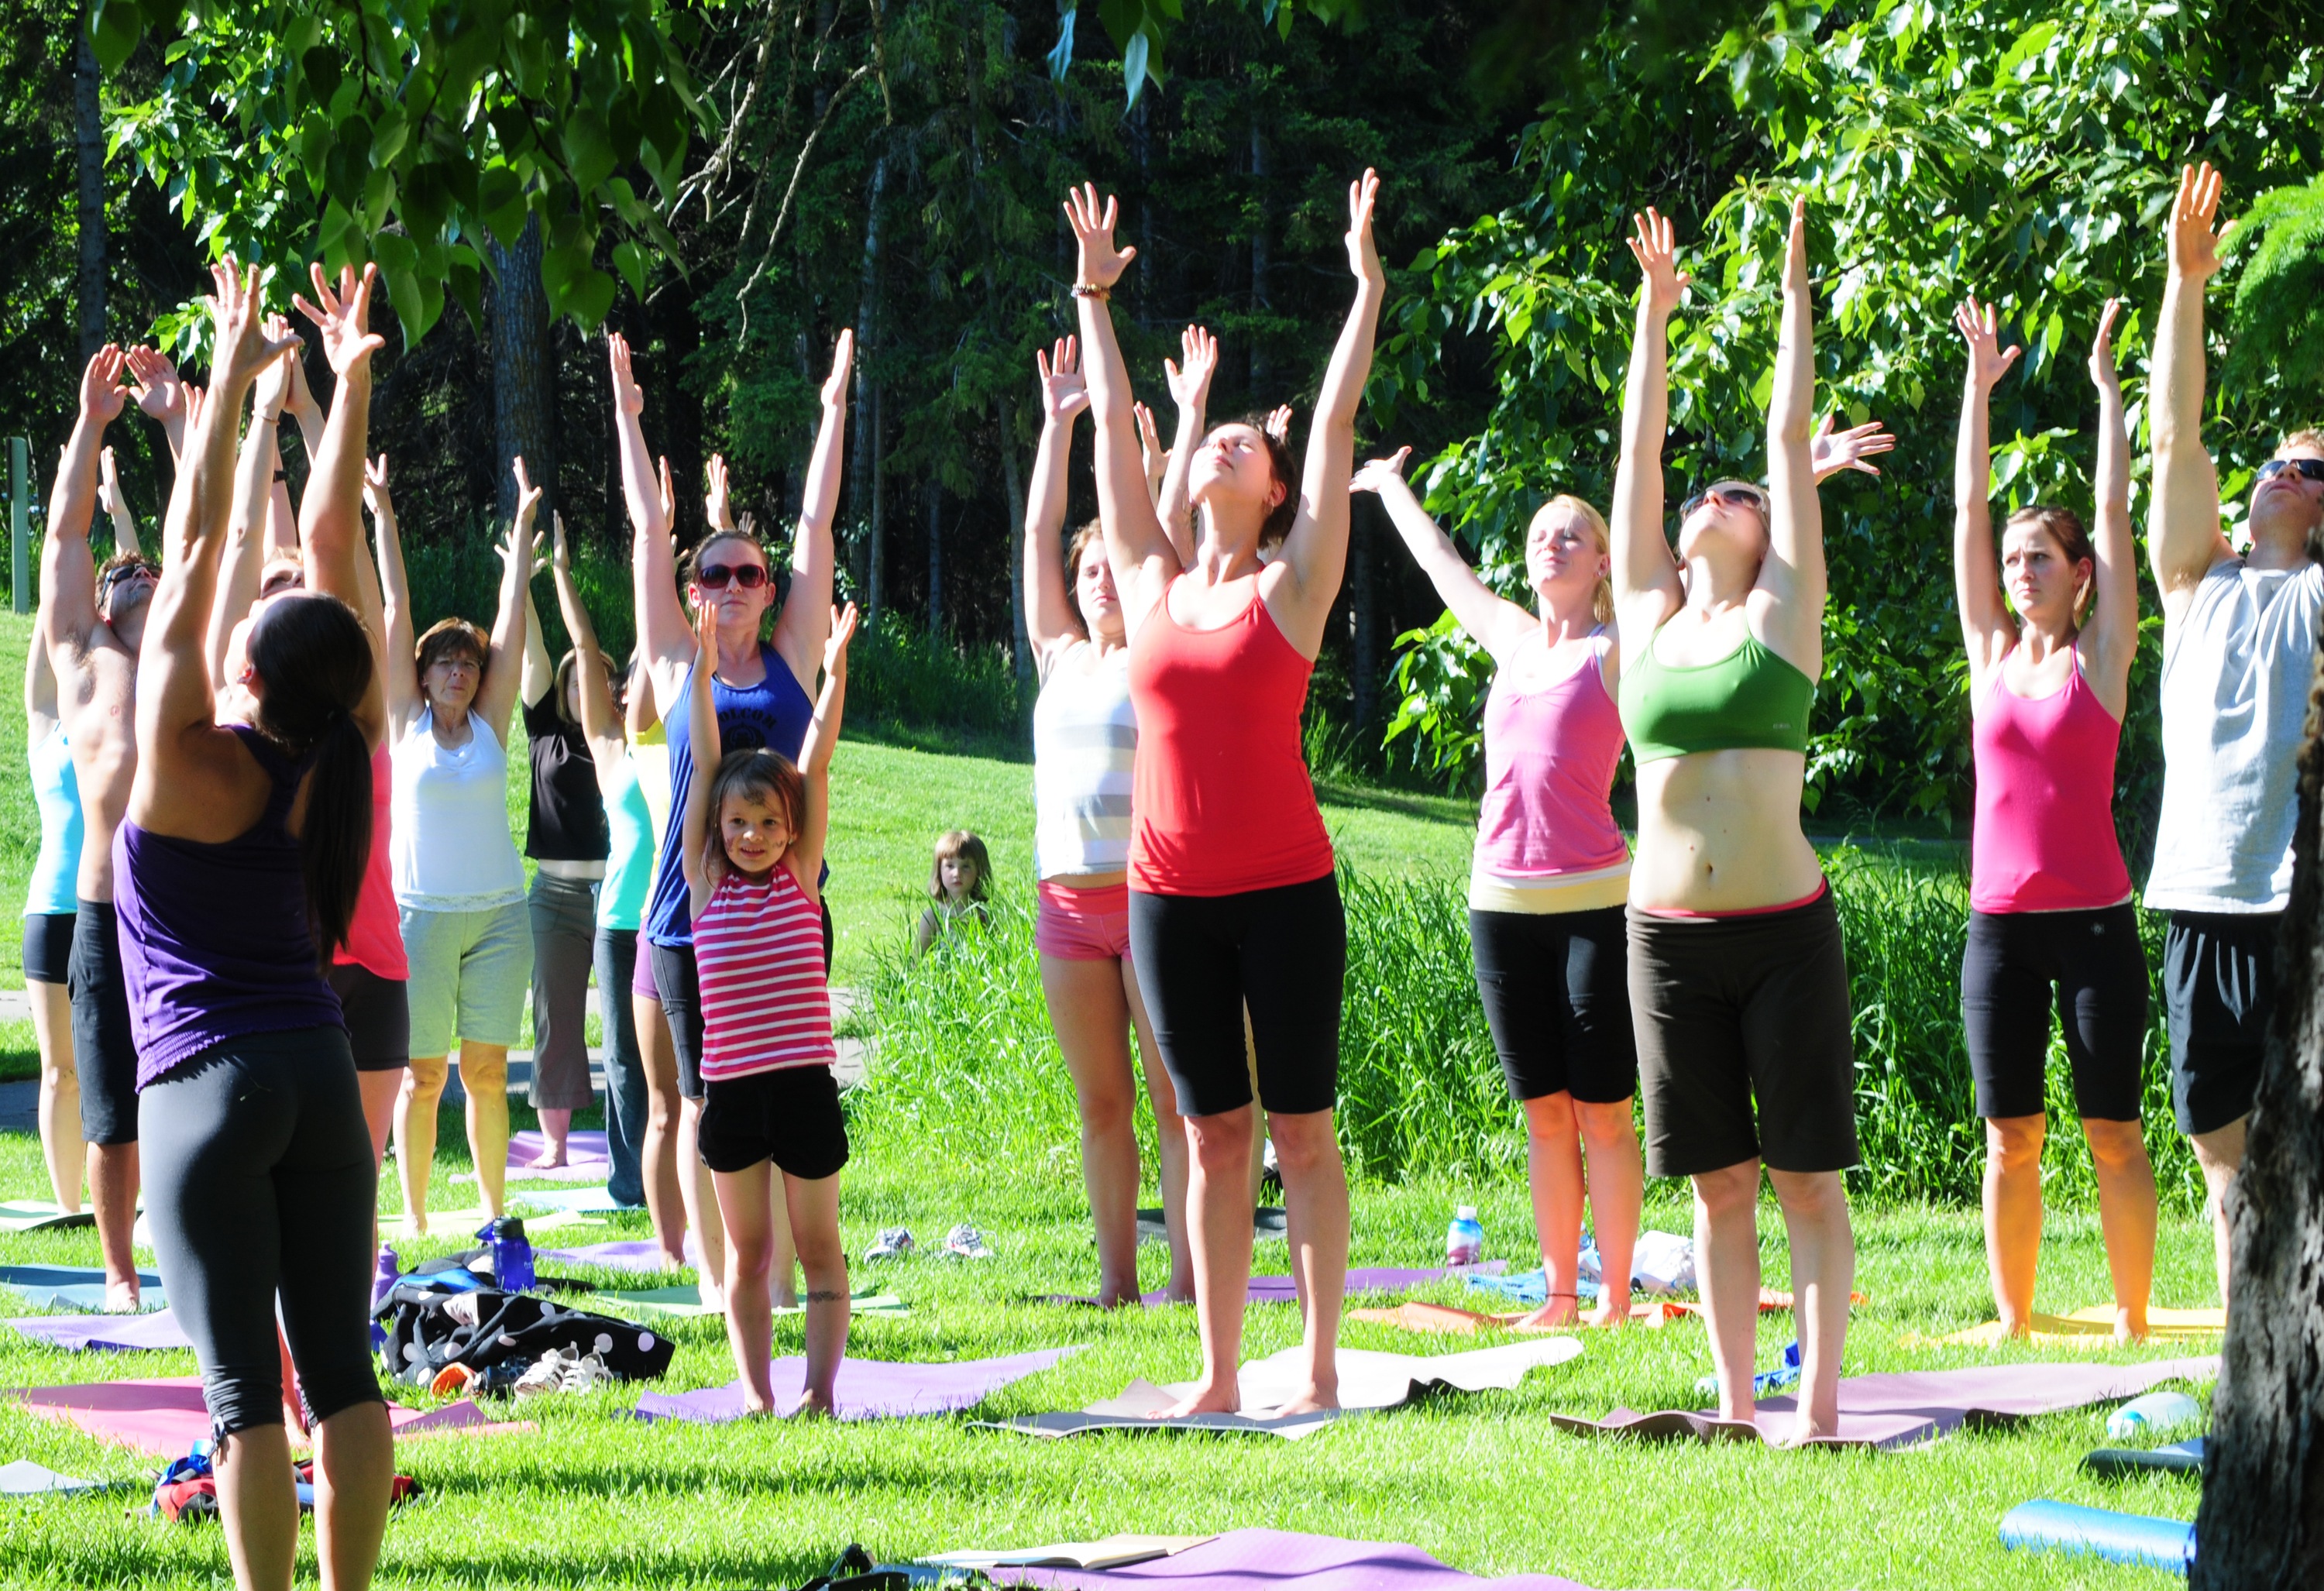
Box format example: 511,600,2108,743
2086,1437,2205,1478
1998,1500,2195,1572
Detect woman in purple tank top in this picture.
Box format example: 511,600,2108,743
1951,293,2156,1341
122,259,394,1588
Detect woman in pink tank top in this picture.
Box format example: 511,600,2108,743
1353,453,1643,1329
1951,294,2156,1340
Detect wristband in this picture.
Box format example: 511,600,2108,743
1070,283,1112,301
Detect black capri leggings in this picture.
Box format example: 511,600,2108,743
1128,872,1346,1118
1961,903,2149,1122
139,1026,383,1438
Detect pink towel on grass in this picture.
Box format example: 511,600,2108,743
9,1377,533,1455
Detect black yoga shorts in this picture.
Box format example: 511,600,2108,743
22,912,74,986
68,900,139,1147
326,963,412,1073
1468,905,1637,1104
2162,910,2281,1136
1960,903,2148,1122
1627,887,1859,1177
1127,871,1346,1119
696,1065,851,1180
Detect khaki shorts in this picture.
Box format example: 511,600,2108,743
400,899,531,1058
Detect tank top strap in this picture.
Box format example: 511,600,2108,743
226,723,315,829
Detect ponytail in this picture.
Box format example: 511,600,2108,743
246,593,377,961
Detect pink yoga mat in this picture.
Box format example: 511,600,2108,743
1011,1527,1627,1591
501,1130,613,1183
1555,1355,2219,1449
11,1377,534,1455
541,1235,702,1274
634,1347,1081,1423
6,1309,193,1352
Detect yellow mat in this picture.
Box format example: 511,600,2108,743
1932,1306,2226,1346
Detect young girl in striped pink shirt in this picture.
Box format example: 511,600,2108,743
682,599,857,1416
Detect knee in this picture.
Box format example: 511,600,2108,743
1267,1114,1339,1180
1185,1110,1256,1170
459,1047,508,1088
404,1056,448,1095
2082,1120,2150,1173
1573,1099,1636,1151
1769,1169,1848,1226
1985,1115,2045,1172
1522,1092,1577,1146
789,1222,845,1277
1692,1163,1759,1220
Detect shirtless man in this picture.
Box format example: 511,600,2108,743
41,345,165,1311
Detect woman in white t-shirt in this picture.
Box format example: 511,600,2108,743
1019,338,1188,1305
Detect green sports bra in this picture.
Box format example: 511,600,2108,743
1618,627,1816,764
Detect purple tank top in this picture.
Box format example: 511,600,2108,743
113,724,346,1088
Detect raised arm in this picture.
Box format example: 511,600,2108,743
1757,197,1825,674
1156,324,1215,566
787,602,856,905
1023,338,1089,656
679,603,722,914
1352,448,1536,661
475,457,543,744
40,348,127,665
366,455,419,727
1269,170,1386,655
1064,184,1177,627
1609,209,1687,646
205,354,289,692
1135,403,1166,510
2148,163,2232,607
124,345,191,462
612,332,692,699
96,448,142,555
771,329,854,691
1951,295,2020,675
548,513,626,775
520,579,555,710
2081,298,2139,708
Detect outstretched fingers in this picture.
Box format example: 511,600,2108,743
1349,447,1412,493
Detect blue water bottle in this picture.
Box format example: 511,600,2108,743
483,1218,535,1292
371,1245,401,1309
1445,1205,1485,1268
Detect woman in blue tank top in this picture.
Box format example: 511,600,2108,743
23,639,84,1215
121,259,394,1591
608,328,853,1312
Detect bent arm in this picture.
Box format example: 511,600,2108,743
1079,291,1177,601
40,379,113,663
205,399,280,691
679,629,720,913
552,552,626,774
476,515,532,744
614,336,693,696
1274,235,1386,638
521,582,555,709
371,489,418,727
789,651,847,905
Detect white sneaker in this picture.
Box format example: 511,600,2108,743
513,1345,576,1399
942,1223,992,1260
865,1226,914,1261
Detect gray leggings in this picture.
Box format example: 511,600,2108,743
528,873,600,1111
139,1026,383,1437
593,926,646,1208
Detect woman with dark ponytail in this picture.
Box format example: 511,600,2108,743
121,257,393,1591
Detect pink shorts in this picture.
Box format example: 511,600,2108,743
1035,879,1133,961
632,943,662,1000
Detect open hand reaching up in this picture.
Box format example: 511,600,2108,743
2087,297,2124,390
290,263,385,378
1037,337,1088,424
1350,448,1412,495
1810,414,1896,481
1625,208,1691,316
1951,295,2021,391
1063,184,1137,290
1164,325,1219,414
2167,163,2230,281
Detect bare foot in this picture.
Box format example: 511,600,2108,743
1160,1380,1242,1418
527,1146,569,1170
2116,1309,2150,1344
1268,1381,1340,1417
1774,1414,1833,1448
696,1278,726,1313
792,1391,837,1419
1584,1297,1634,1328
102,1280,140,1314
1514,1299,1580,1330
773,1289,799,1311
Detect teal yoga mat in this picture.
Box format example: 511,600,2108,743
1999,1500,2195,1572
0,1266,166,1313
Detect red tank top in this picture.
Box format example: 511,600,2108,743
1127,582,1335,896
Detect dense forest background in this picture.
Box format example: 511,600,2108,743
6,0,2324,851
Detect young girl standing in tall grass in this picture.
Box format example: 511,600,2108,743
682,599,858,1417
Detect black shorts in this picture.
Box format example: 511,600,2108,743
1627,887,1859,1177
1960,904,2148,1122
22,912,74,985
1468,905,1637,1103
696,1065,850,1180
1127,872,1346,1119
2162,911,2281,1136
654,900,834,1104
326,963,411,1072
68,900,139,1146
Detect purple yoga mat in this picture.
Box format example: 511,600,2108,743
502,1130,613,1184
6,1310,193,1352
633,1347,1081,1423
1558,1354,2219,1449
540,1236,703,1274
1011,1528,1620,1591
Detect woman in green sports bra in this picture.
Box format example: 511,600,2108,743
1607,199,1871,1445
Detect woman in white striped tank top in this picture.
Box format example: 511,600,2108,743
1023,338,1191,1306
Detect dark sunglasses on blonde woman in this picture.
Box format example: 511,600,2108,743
1678,483,1770,521
694,562,769,590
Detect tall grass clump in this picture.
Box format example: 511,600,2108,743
847,613,1025,746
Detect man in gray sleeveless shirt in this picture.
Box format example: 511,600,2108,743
2144,163,2324,1308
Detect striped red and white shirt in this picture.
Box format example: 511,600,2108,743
693,864,836,1083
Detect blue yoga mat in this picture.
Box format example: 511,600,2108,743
1464,1269,1600,1306
1999,1500,2195,1572
0,1265,167,1313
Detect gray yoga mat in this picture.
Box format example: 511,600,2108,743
5,1309,191,1352
632,1347,1082,1423
0,1266,166,1314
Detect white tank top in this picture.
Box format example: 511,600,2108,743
1032,640,1137,879
2147,558,2324,914
390,708,527,911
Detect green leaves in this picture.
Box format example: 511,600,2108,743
101,0,707,342
1056,0,1351,108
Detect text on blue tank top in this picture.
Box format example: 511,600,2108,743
645,643,815,947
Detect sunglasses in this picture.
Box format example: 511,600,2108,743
1679,483,1770,521
693,562,769,590
2256,459,2324,485
96,563,161,602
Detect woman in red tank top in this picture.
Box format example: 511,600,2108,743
1064,173,1384,1418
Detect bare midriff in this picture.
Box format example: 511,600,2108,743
1631,746,1823,912
1048,869,1129,892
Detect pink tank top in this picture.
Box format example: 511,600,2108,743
1474,634,1631,880
693,864,835,1083
333,744,407,979
1970,656,2133,913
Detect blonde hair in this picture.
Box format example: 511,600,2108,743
2279,428,2324,456
1536,495,1614,625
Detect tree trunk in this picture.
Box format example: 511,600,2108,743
999,396,1031,695
2193,635,2324,1586
851,156,887,607
74,17,105,361
925,475,943,637
866,382,885,627
488,218,555,527
1249,115,1270,396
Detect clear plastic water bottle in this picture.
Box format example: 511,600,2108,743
484,1218,535,1293
1444,1205,1485,1267
371,1246,401,1310
2107,1390,2201,1441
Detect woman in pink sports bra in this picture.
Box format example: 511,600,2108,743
1353,453,1642,1330
1951,293,2155,1341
